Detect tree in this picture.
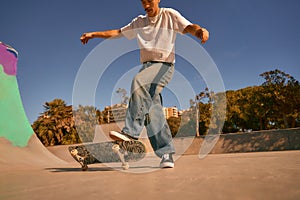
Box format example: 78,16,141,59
260,69,300,128
192,88,226,136
116,88,129,105
167,116,181,137
221,69,300,132
223,90,240,133
193,87,212,136
32,99,79,146
32,99,101,146
73,105,98,143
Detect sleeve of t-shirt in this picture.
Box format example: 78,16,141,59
167,8,192,33
120,17,140,40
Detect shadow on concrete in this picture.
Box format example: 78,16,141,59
45,165,160,173
214,128,300,153
184,128,300,155
45,167,115,172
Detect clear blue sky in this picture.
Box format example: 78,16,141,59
1,0,299,123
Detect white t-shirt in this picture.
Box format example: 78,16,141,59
121,8,192,63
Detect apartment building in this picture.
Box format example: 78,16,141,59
104,104,181,123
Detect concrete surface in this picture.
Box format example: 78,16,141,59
1,150,299,200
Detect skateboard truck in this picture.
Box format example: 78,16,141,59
112,144,129,170
70,148,89,171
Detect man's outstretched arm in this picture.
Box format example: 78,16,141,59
80,29,122,44
183,24,209,44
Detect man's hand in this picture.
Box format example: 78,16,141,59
196,28,209,44
183,24,209,44
80,33,93,45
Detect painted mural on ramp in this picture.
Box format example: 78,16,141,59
0,42,65,167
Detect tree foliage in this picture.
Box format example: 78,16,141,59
32,99,99,146
167,116,181,137
180,69,300,136
259,69,300,128
222,69,300,132
73,105,98,143
32,99,79,146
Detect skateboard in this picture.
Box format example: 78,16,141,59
68,140,146,171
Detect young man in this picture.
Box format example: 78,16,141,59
80,0,209,168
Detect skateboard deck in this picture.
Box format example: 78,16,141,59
68,140,146,171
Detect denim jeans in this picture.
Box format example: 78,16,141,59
122,62,175,157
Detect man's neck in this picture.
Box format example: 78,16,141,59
148,8,160,17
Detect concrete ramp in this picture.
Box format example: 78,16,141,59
0,136,66,169
0,42,66,169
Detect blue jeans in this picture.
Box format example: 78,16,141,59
122,62,175,157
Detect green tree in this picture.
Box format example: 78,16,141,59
224,86,273,132
32,99,79,146
167,116,181,137
73,105,98,142
198,102,211,135
116,88,129,105
175,108,196,137
192,87,213,136
260,69,300,128
222,69,300,133
192,88,226,135
223,90,240,133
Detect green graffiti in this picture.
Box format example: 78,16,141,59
0,65,33,147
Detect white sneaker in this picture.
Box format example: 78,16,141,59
109,131,136,141
160,153,175,168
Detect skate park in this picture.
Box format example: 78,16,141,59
1,42,300,200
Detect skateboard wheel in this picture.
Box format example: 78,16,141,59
82,165,88,171
70,149,78,156
112,144,120,152
122,163,129,170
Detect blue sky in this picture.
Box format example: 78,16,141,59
1,0,300,123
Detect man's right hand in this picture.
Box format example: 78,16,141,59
80,33,93,44
197,28,209,44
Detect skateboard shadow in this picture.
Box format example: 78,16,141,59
45,167,116,173
45,165,160,173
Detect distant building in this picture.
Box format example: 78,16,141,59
104,104,182,123
164,106,179,119
104,104,128,123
